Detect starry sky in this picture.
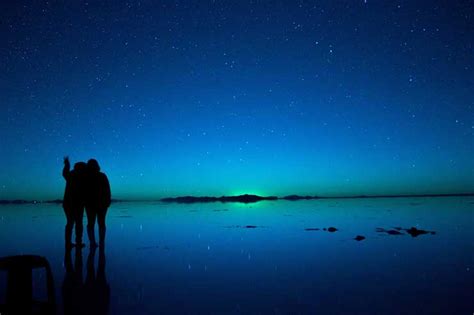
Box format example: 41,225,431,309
1,1,473,200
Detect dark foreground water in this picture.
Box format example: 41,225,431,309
0,197,473,314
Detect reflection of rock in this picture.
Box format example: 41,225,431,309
304,228,320,231
405,227,435,237
387,230,402,235
376,228,403,235
326,227,338,232
245,225,257,229
354,235,365,241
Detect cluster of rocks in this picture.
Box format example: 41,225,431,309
223,222,436,242
301,226,435,241
376,226,436,237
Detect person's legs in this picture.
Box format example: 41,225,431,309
64,208,74,247
97,207,108,246
85,207,98,246
74,206,85,247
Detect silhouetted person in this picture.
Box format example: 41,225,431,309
63,157,87,249
62,247,84,315
85,159,111,247
84,246,110,315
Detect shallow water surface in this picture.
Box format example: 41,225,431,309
0,197,473,314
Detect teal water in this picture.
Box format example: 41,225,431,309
0,197,473,314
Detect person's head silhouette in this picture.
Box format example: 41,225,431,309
74,162,87,173
87,159,100,173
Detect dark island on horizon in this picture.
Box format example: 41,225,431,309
161,194,279,204
1,193,473,205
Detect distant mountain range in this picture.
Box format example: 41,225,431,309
161,194,278,203
1,193,473,205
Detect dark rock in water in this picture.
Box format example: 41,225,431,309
245,225,257,229
326,227,338,232
405,227,432,237
354,235,365,241
393,227,402,231
304,228,320,231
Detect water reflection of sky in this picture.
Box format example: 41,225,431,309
0,197,473,314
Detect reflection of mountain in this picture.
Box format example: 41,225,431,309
0,200,35,204
0,199,122,205
161,194,278,204
282,195,319,200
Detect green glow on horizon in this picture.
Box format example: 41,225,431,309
229,190,269,197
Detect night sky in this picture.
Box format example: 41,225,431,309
1,1,473,200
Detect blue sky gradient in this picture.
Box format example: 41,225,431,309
1,1,473,200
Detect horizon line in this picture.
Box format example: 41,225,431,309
1,192,473,205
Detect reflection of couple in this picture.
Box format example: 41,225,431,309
62,157,111,248
62,246,110,315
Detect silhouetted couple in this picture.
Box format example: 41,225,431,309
63,157,111,249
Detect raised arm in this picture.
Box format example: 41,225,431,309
62,156,71,180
